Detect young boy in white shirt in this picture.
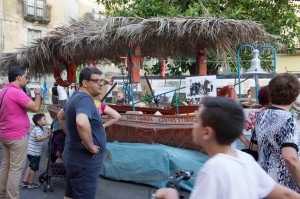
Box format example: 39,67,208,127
155,97,300,199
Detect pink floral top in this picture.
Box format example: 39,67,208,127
98,103,106,116
244,108,265,131
94,100,106,116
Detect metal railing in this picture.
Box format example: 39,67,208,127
132,73,241,114
134,86,186,114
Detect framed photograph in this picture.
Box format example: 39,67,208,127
186,76,217,99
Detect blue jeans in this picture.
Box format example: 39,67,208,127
65,164,100,199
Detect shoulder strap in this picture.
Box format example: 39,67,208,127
0,89,9,109
248,129,257,150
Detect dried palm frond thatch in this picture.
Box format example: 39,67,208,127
0,17,279,76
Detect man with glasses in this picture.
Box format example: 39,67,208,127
0,66,41,199
57,67,106,199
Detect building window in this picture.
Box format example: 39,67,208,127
37,0,45,17
28,29,41,44
24,0,46,19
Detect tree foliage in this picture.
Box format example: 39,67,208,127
98,0,300,75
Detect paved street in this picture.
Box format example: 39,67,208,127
0,112,191,199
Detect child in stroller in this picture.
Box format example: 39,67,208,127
39,118,66,192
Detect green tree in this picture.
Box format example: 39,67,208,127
98,0,300,75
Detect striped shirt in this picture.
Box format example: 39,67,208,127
27,125,44,156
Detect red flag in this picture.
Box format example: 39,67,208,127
161,60,166,78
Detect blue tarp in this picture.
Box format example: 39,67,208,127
100,142,208,191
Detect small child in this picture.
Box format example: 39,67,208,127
20,113,51,189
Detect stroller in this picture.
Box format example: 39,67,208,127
39,119,66,192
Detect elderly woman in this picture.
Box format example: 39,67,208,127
253,73,300,192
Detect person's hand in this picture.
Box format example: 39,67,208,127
154,188,179,199
244,121,251,131
81,141,100,158
34,87,41,94
90,145,100,158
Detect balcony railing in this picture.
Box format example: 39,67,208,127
23,0,50,24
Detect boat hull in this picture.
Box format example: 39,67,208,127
107,104,199,115
103,114,204,152
47,105,204,152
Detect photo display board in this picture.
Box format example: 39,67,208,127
186,75,217,99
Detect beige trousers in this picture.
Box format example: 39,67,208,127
0,135,28,199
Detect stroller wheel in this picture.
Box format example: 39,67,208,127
43,181,47,192
43,180,53,192
49,181,53,192
39,172,47,183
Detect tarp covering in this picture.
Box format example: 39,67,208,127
100,142,208,191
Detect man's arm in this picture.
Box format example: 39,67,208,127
267,184,300,199
57,109,67,134
76,113,99,157
282,147,300,188
24,88,42,112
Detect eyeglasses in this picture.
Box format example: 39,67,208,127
18,74,28,80
87,79,103,84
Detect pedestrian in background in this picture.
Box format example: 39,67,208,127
105,77,114,103
57,67,107,199
253,73,300,192
0,66,41,199
51,82,59,105
57,84,68,105
68,84,76,98
116,92,126,105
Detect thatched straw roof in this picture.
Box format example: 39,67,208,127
0,17,278,76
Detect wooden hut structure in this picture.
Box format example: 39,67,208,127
0,16,278,75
